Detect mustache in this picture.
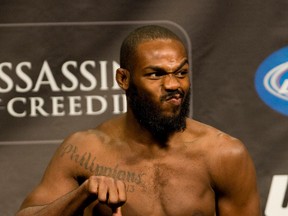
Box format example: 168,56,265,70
160,90,185,101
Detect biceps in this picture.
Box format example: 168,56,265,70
217,171,261,215
215,153,261,215
217,188,261,216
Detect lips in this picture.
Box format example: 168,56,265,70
160,90,185,106
165,94,183,105
166,93,181,100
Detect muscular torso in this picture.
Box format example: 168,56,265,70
120,154,215,216
17,117,260,216
59,119,217,216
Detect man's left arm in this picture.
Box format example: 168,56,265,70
211,135,261,216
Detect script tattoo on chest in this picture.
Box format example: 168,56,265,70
60,144,144,192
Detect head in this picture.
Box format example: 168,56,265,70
116,25,191,141
119,25,185,72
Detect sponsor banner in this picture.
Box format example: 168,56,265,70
0,21,192,144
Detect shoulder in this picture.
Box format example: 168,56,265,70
23,129,106,204
62,129,111,148
186,121,261,214
184,119,240,146
191,122,257,193
59,115,124,152
46,130,105,172
185,119,253,183
188,120,250,169
53,130,107,160
207,131,250,175
185,119,243,147
55,116,127,164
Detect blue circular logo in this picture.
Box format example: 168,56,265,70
255,46,288,116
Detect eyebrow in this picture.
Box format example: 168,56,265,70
144,58,189,74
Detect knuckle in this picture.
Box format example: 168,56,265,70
116,179,125,187
84,175,126,204
86,177,98,194
98,175,113,183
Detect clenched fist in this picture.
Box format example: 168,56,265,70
84,176,127,215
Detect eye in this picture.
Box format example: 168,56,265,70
146,71,165,79
174,70,188,78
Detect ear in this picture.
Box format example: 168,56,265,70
116,68,130,90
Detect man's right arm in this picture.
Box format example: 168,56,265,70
16,176,126,216
16,132,126,216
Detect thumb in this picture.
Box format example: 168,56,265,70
112,207,122,216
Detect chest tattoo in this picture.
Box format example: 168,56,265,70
60,144,144,192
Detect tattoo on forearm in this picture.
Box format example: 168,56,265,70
60,144,144,191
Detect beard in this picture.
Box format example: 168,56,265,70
126,81,190,143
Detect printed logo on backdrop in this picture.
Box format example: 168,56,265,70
0,21,192,144
255,46,288,116
265,175,288,216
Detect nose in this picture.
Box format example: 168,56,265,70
163,74,181,90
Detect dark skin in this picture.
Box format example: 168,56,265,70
17,38,261,216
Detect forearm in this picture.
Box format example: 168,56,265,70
16,184,93,216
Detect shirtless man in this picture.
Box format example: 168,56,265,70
16,25,261,216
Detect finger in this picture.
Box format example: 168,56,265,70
112,207,122,216
107,179,119,205
97,179,108,203
116,180,127,204
87,176,99,196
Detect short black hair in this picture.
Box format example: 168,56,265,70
120,25,184,72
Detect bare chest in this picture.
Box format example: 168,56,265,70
63,142,216,216
124,161,215,216
84,158,215,216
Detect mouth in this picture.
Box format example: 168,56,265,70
164,93,183,105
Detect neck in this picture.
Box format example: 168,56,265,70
124,109,173,147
